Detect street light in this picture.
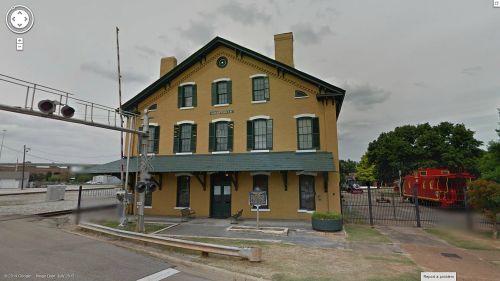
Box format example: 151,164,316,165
0,129,6,161
20,145,30,190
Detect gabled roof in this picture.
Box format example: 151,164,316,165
123,36,346,116
82,151,335,174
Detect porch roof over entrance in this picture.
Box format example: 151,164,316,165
83,151,335,174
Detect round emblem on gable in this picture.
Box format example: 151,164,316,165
216,56,228,68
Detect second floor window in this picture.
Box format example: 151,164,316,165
247,119,273,150
173,123,197,153
209,121,234,152
178,84,197,108
297,117,320,150
137,125,160,154
252,76,270,102
212,81,232,105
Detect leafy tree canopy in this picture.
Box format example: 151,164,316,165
356,154,376,184
339,159,357,185
366,122,483,183
478,141,500,183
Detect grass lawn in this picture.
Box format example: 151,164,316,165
98,220,168,234
424,228,498,251
345,224,391,243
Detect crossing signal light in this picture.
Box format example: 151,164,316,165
146,182,157,193
60,105,75,118
38,100,56,114
135,182,147,193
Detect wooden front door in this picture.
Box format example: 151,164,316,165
210,174,231,218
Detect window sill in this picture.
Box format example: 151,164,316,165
294,96,309,99
147,153,157,156
214,103,230,107
174,207,190,210
251,208,270,212
144,206,152,209
250,150,270,153
176,152,193,155
212,151,230,154
296,149,317,153
297,209,314,214
179,106,194,110
251,100,267,104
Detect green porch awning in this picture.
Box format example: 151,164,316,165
83,151,335,174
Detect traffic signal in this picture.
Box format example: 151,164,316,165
146,181,157,193
135,182,147,193
60,105,75,118
38,100,57,114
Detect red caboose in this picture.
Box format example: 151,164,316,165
403,168,474,207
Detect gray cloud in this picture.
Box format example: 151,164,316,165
291,23,334,44
461,66,482,76
178,19,215,45
135,45,161,58
218,2,271,24
80,62,149,84
343,82,392,110
414,82,428,88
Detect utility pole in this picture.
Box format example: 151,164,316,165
20,145,30,190
116,26,128,227
0,129,6,161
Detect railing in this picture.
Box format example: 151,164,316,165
78,222,262,262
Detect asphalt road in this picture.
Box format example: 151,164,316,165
0,217,210,281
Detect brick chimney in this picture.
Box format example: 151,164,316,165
160,56,177,77
274,32,294,67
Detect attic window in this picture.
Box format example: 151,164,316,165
295,90,309,99
148,104,158,111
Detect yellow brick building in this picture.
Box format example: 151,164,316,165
89,33,346,220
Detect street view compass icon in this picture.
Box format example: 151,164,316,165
5,5,34,34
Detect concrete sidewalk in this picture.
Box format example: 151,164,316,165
378,226,500,281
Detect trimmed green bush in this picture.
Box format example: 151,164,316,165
312,211,342,220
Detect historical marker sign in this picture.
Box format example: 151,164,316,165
249,191,267,206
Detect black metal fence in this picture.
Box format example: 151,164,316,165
341,186,493,230
75,186,119,224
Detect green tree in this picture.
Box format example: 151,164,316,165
356,154,376,185
339,159,357,185
477,141,500,183
467,180,500,239
366,122,483,183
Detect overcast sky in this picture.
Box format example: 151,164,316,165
0,0,498,164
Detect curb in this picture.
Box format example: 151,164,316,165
69,227,269,281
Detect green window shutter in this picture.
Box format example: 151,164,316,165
228,121,234,151
192,85,197,107
227,81,232,104
266,119,273,150
312,117,320,149
264,77,270,101
251,78,256,101
153,126,160,154
247,120,253,150
208,122,215,152
211,82,217,105
177,86,182,108
173,125,179,153
191,124,197,152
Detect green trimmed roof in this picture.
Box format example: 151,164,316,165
122,36,345,116
83,152,335,174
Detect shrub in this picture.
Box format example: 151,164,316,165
312,211,342,220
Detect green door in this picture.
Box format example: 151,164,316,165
210,174,231,218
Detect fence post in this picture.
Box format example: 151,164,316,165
367,183,374,226
75,185,82,225
464,186,473,231
413,184,421,227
